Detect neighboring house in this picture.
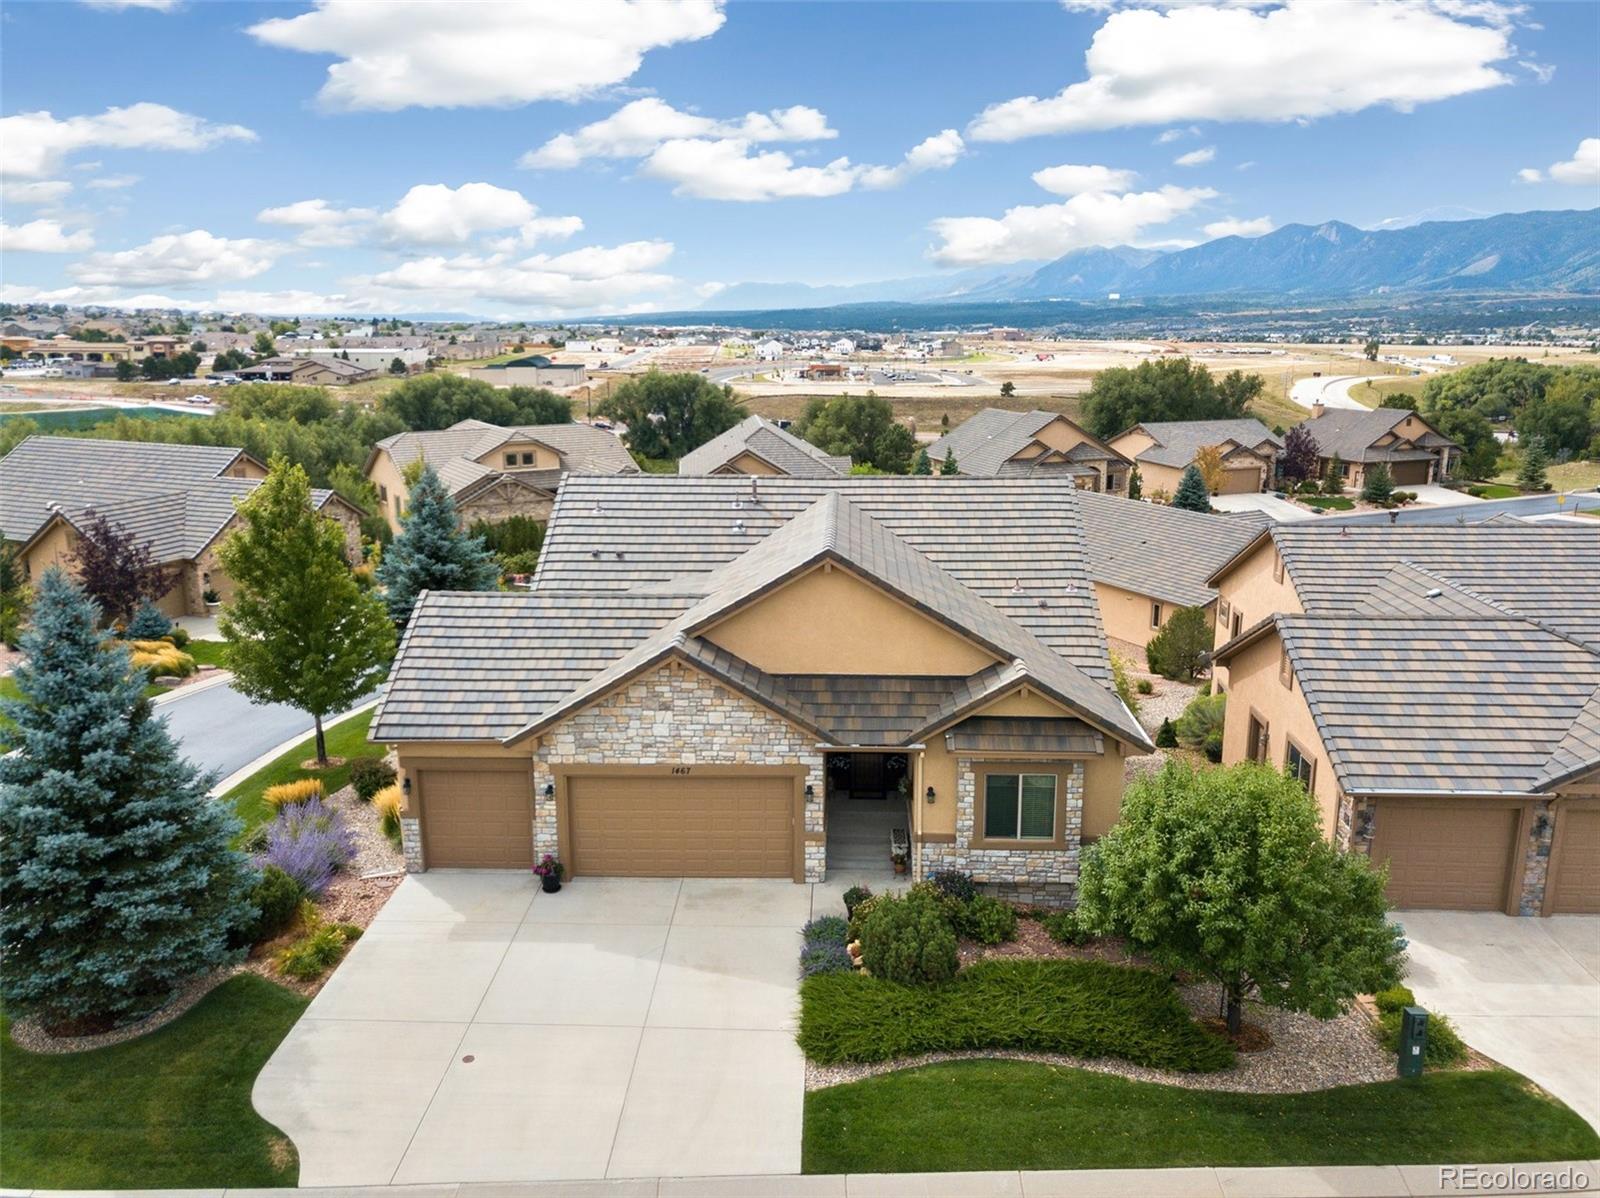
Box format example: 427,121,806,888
925,409,1132,493
365,418,638,532
235,355,378,385
754,339,785,361
1298,405,1460,488
370,476,1153,900
678,415,851,478
1075,492,1268,650
291,346,429,373
464,355,588,389
0,437,362,617
1209,525,1600,915
1108,418,1283,496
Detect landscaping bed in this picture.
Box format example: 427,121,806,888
222,706,380,833
802,1061,1600,1173
0,974,308,1189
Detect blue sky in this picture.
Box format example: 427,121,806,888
1,0,1596,318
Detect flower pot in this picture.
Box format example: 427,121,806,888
541,875,562,893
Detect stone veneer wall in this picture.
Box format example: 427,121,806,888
457,485,554,529
532,660,828,881
919,758,1084,907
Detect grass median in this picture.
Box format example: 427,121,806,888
223,705,380,834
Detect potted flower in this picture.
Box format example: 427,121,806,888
202,587,222,610
891,850,908,876
534,853,565,893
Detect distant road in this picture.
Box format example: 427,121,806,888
1288,374,1384,411
0,385,218,418
1325,491,1600,526
158,679,379,782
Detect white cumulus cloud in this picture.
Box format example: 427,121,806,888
0,103,256,179
367,240,678,311
1174,146,1217,167
1203,215,1275,238
68,229,282,286
929,184,1216,266
860,130,966,189
1032,163,1137,196
0,220,95,253
79,0,179,9
85,174,140,190
249,0,726,111
969,0,1515,141
0,179,74,205
257,197,379,246
1545,138,1600,186
381,182,546,245
521,97,835,169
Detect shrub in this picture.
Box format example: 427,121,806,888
957,894,1018,944
1155,718,1178,749
1374,984,1416,1014
125,600,173,640
842,885,873,918
263,777,326,810
349,756,397,802
797,958,1234,1070
168,624,190,648
1145,606,1212,682
276,906,363,981
800,942,854,978
1043,907,1093,946
256,796,355,894
245,865,306,944
1174,692,1226,762
858,891,959,987
802,915,849,947
1111,653,1140,714
1377,1007,1468,1067
1136,678,1154,695
847,893,884,942
129,639,196,679
929,870,978,904
373,783,403,842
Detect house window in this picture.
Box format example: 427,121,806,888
1286,740,1315,789
504,453,517,467
521,452,535,465
1247,714,1269,764
1151,602,1163,629
1231,610,1243,639
378,484,388,502
982,772,1057,841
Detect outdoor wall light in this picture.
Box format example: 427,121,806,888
544,782,555,798
401,777,412,797
804,784,814,798
925,786,936,804
1534,813,1550,837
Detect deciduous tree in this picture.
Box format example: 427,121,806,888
376,466,500,627
596,371,746,460
1081,358,1261,439
1279,424,1320,486
793,393,915,473
70,513,175,627
379,372,571,431
1193,444,1227,494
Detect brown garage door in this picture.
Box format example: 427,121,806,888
1389,458,1432,485
1370,799,1520,910
1548,807,1600,915
568,773,794,878
1217,466,1262,494
421,768,533,868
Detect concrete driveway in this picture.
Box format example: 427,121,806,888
1209,492,1318,522
1398,911,1600,1130
254,873,818,1185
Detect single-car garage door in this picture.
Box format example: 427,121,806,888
1548,806,1600,915
421,768,533,868
1370,798,1520,911
1218,466,1262,494
1388,459,1433,485
568,773,794,878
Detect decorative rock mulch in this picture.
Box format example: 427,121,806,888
325,781,405,876
8,964,244,1056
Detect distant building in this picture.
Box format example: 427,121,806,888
235,356,378,385
465,355,588,389
831,337,856,356
679,415,852,478
939,339,966,358
754,339,785,361
293,346,429,373
927,409,1131,493
802,362,848,381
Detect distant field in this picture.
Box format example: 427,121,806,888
1345,376,1429,408
1494,458,1600,492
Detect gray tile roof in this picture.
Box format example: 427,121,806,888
0,436,248,547
925,409,1125,478
1076,491,1269,608
944,716,1103,755
1122,419,1282,470
373,419,638,479
1276,615,1600,796
678,415,851,477
1297,408,1458,463
775,676,965,745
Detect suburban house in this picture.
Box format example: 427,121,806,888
235,355,377,386
364,418,637,532
1108,418,1283,495
371,476,1153,900
464,356,588,389
0,437,363,616
925,409,1131,493
1209,524,1599,915
1298,405,1460,488
1074,492,1267,651
678,415,851,477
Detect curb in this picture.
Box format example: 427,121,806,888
151,668,235,707
207,697,384,798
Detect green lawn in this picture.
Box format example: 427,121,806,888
1492,457,1600,492
797,960,1233,1072
803,1060,1600,1173
224,706,380,834
1300,495,1355,510
141,638,230,699
0,974,308,1189
1467,483,1521,499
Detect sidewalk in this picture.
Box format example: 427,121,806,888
12,1161,1599,1198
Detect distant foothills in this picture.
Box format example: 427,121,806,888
641,207,1600,326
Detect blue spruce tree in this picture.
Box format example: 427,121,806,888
1171,463,1212,513
376,465,501,627
0,569,252,1029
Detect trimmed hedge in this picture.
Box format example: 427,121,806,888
797,957,1234,1071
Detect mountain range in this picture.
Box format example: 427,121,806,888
699,208,1599,311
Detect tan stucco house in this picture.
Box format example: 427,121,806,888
678,415,851,477
925,409,1131,493
371,476,1153,902
1298,405,1460,489
235,355,377,386
1208,524,1599,916
0,436,362,617
365,419,637,533
1108,418,1282,496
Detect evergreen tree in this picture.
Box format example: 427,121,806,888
1126,463,1142,500
125,599,173,640
1516,436,1551,491
0,533,27,649
1323,452,1345,493
0,570,252,1028
218,458,395,764
1360,462,1395,506
1145,605,1211,681
377,466,500,627
1171,464,1211,512
939,449,959,476
912,448,932,476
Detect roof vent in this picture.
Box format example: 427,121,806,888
733,518,746,534
1010,578,1024,594
733,497,744,510
750,475,759,502
1424,587,1442,599
592,501,605,516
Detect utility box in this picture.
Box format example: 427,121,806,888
1398,1005,1428,1079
